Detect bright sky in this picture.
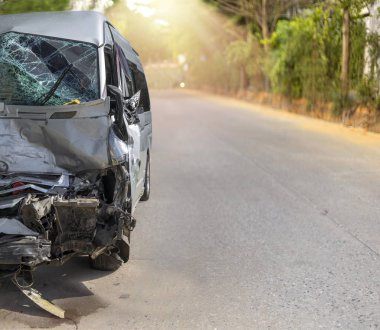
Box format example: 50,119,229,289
125,0,197,27
125,0,157,18
113,0,231,64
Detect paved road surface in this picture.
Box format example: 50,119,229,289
1,91,380,329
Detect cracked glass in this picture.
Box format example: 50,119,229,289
0,32,99,106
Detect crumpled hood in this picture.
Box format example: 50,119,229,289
0,99,112,174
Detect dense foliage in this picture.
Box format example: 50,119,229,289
0,0,70,14
269,6,366,105
202,0,379,116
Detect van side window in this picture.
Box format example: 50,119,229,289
132,65,150,112
127,61,149,112
114,44,134,98
108,24,150,111
104,48,114,86
120,68,134,98
105,23,113,45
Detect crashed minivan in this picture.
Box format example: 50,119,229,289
0,11,152,279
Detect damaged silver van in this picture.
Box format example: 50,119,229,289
0,11,152,279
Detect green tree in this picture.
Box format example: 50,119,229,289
210,0,317,53
337,0,373,100
366,32,380,81
0,0,70,14
269,6,345,103
269,4,367,106
225,36,263,91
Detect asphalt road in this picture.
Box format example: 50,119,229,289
1,90,380,329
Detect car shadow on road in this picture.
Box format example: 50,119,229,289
0,256,113,327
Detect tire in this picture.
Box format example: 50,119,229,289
140,153,150,201
90,252,123,271
90,237,130,271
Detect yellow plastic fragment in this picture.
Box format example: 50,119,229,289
64,99,81,105
19,287,65,319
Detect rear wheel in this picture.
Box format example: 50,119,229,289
140,153,150,201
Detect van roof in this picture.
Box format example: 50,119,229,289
0,11,106,46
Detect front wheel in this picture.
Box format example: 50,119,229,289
140,153,150,201
90,237,130,271
90,251,123,271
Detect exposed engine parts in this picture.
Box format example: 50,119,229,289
0,165,135,273
0,166,136,317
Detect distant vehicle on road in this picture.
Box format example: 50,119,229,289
0,11,152,289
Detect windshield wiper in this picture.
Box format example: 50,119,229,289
36,64,73,105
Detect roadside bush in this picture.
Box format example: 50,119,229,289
268,4,367,113
350,19,367,89
355,32,380,111
366,32,380,81
268,7,339,104
225,35,264,92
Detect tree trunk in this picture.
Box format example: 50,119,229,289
261,0,269,54
341,7,350,100
240,65,249,92
261,0,271,91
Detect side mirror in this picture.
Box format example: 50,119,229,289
107,85,124,131
107,85,123,98
125,90,141,112
107,85,141,125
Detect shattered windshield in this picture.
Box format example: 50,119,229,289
0,32,99,106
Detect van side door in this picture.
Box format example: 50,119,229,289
115,48,145,213
129,63,151,189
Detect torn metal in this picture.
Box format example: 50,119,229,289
0,116,136,262
12,267,65,319
0,93,137,277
